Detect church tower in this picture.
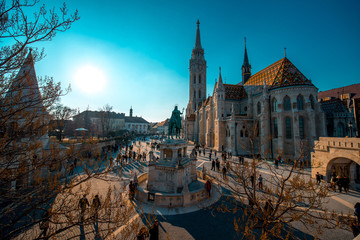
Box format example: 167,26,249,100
242,38,251,85
187,20,207,115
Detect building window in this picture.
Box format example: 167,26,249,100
272,98,277,112
299,116,305,139
285,117,292,139
283,96,291,111
273,118,278,138
199,74,201,84
193,74,196,84
337,122,345,137
257,102,261,114
309,95,315,109
297,95,304,110
199,89,201,99
194,90,196,99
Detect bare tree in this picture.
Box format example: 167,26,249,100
0,2,141,239
211,119,350,239
99,104,113,138
50,104,76,142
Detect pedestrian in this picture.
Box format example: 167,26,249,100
258,174,263,190
205,180,212,197
129,181,135,200
316,172,321,185
264,199,274,214
216,158,220,171
222,165,227,179
214,151,217,157
92,195,101,220
209,153,212,160
250,175,255,188
211,159,215,171
79,194,89,214
355,202,360,223
351,219,360,237
149,220,159,240
344,177,350,192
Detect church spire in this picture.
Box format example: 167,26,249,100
242,37,251,85
218,67,223,85
195,19,202,49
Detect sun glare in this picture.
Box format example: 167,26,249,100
74,65,107,94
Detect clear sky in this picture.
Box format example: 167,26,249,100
32,0,360,122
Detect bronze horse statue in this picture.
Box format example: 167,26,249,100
168,106,183,139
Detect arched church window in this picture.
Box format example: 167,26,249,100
309,95,315,109
272,98,277,112
283,96,291,111
193,75,196,84
273,118,278,138
297,95,304,110
244,106,247,113
299,116,305,139
199,74,201,84
240,130,244,137
257,102,261,114
199,89,201,99
245,130,248,137
285,117,292,139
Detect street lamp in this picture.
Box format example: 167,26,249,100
349,121,353,138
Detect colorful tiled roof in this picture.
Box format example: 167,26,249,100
224,84,248,100
244,57,313,89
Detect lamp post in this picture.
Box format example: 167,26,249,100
349,121,353,138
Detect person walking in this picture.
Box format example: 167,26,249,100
222,165,227,179
258,175,263,190
355,202,360,223
149,220,159,240
92,195,101,221
79,195,89,219
211,159,215,171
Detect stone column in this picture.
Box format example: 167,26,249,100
292,102,300,159
277,112,284,155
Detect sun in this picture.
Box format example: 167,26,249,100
74,65,107,94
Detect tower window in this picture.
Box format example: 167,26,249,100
199,74,201,84
257,102,261,114
199,89,201,99
194,90,196,99
193,75,196,84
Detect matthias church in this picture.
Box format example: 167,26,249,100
185,21,326,159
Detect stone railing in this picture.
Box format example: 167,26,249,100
314,137,360,152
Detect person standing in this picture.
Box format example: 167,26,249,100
216,158,220,171
258,175,263,190
149,220,159,240
316,172,321,185
205,180,212,197
250,175,255,188
92,195,101,221
211,159,215,171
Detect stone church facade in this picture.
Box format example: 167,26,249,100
185,21,326,159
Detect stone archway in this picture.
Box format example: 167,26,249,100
312,137,360,190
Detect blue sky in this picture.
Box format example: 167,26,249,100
32,0,360,122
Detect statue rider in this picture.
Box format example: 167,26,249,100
169,106,183,138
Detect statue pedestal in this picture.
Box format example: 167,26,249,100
147,139,197,193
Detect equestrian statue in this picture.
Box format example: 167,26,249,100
168,106,184,139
